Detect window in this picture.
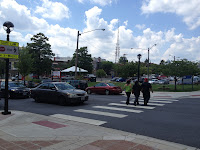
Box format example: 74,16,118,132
39,83,49,89
100,83,107,86
49,83,55,89
95,83,101,87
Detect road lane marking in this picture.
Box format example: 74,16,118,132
93,106,143,113
50,114,106,126
120,101,165,106
153,99,178,101
139,100,172,103
74,109,127,118
108,103,155,109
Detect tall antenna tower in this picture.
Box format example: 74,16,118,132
115,22,120,63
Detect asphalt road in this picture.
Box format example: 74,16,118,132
0,94,200,148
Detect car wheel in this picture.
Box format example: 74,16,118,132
105,90,110,95
87,89,91,94
59,97,66,106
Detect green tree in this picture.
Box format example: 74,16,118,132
100,61,113,75
114,62,137,78
17,47,33,84
96,69,106,79
119,56,128,64
27,33,55,78
70,47,93,73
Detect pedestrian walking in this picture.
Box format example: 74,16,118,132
132,81,141,106
124,80,132,105
141,78,153,106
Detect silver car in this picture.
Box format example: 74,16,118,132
31,82,88,105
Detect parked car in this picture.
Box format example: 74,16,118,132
110,77,119,81
158,79,169,84
85,74,96,82
116,77,126,82
149,79,159,84
41,78,52,84
61,76,74,81
30,82,88,105
0,81,30,98
67,80,88,90
85,83,122,95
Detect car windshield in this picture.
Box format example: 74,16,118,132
9,82,25,88
107,83,115,86
55,83,75,90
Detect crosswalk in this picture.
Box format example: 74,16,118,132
50,96,179,126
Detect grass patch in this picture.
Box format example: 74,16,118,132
88,81,200,92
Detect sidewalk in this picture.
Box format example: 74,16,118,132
0,92,200,150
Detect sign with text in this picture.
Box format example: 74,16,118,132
0,40,19,59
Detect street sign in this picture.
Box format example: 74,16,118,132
0,40,19,59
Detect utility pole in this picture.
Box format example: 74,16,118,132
147,44,156,80
174,56,177,91
75,31,80,79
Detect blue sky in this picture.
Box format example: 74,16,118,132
0,0,200,64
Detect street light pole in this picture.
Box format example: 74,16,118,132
74,29,105,79
137,54,142,82
75,31,80,79
174,56,177,91
147,44,156,80
2,21,14,115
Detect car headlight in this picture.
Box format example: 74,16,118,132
67,93,77,98
11,89,16,92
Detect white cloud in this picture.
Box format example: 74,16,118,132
77,0,113,6
135,24,145,30
141,0,200,30
35,0,70,20
0,0,49,31
162,36,200,62
0,0,199,65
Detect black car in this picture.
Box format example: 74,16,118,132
0,81,30,98
67,80,88,90
30,82,88,105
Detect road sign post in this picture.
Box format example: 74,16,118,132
0,40,19,115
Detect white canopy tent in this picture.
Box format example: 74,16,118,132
61,66,88,73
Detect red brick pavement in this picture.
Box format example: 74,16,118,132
75,140,160,150
0,138,63,150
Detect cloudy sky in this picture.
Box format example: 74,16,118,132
0,0,200,64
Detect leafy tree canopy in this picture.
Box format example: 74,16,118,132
27,33,55,78
17,47,33,80
70,47,93,73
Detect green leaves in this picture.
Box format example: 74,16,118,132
70,47,93,73
27,33,55,78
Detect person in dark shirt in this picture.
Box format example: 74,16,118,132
141,78,153,106
132,81,141,106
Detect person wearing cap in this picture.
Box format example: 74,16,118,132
141,78,153,106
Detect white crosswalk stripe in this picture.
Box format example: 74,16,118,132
50,114,107,126
153,98,179,101
49,95,178,126
139,100,172,103
74,109,127,118
93,106,143,113
120,101,165,106
108,103,155,109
